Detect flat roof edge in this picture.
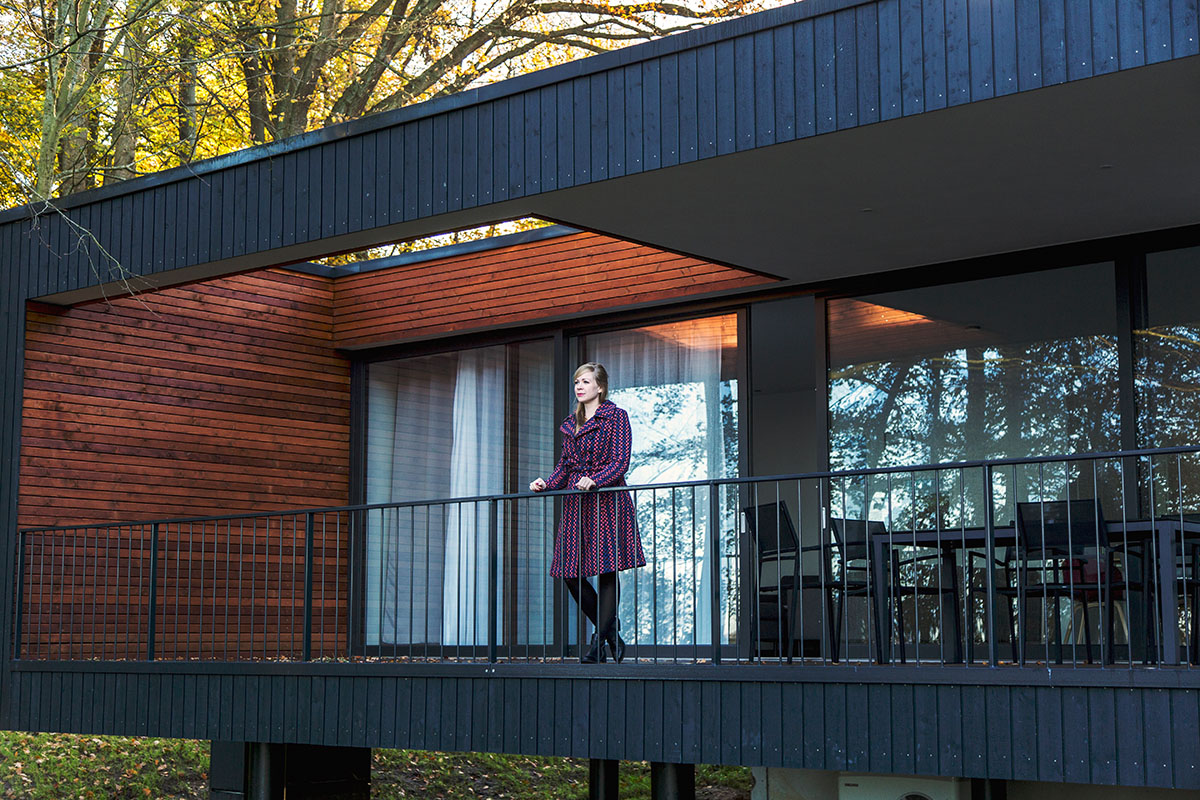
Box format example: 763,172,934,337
0,0,873,224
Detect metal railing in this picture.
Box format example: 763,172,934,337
14,445,1200,668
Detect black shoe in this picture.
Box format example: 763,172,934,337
608,635,626,664
581,634,607,664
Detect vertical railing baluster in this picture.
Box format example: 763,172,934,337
147,523,160,661
303,512,315,661
488,498,499,664
708,483,722,664
984,465,998,666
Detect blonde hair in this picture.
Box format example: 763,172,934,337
573,362,609,428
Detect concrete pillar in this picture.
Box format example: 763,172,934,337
589,758,619,800
650,762,695,800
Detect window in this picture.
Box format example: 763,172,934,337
827,264,1120,526
1137,246,1200,515
364,340,554,649
580,313,741,646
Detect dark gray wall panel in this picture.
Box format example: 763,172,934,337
100,673,1167,787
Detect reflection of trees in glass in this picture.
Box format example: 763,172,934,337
831,337,1120,470
828,335,1122,653
830,336,1120,522
1137,324,1200,516
615,380,739,646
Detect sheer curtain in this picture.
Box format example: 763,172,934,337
365,353,457,646
583,314,739,646
365,342,555,651
442,348,505,645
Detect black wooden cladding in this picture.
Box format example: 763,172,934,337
1,0,1198,300
6,668,1199,789
1,0,1200,784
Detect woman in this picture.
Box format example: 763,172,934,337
530,362,646,663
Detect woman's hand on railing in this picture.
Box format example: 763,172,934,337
574,476,597,491
529,478,547,492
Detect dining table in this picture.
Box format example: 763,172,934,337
868,518,1200,665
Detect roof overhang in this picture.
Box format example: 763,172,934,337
530,54,1200,286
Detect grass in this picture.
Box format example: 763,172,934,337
0,733,209,799
0,733,754,799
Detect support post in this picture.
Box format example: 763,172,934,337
589,758,619,800
708,485,722,664
13,531,24,660
650,762,695,800
984,466,999,666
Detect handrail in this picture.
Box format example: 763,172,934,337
15,444,1200,668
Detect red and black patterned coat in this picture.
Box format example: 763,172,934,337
546,400,646,578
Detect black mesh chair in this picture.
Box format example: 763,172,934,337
827,517,888,663
743,501,808,659
744,505,893,663
997,499,1130,664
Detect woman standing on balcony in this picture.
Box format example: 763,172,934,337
529,362,646,663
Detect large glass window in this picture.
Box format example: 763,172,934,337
1137,246,1200,515
365,341,554,649
580,313,741,646
828,264,1120,469
827,264,1120,526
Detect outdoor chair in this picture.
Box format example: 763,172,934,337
996,499,1133,664
743,500,809,660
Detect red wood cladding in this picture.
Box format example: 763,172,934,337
332,231,775,348
19,268,351,529
19,269,351,660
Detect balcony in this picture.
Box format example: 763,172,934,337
17,445,1200,673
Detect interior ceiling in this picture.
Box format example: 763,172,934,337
529,55,1200,288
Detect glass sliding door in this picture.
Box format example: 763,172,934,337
579,313,741,648
364,340,554,653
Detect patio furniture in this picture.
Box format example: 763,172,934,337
996,499,1133,664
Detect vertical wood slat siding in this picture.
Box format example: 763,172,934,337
3,1,1196,302
331,231,774,348
7,672,1198,790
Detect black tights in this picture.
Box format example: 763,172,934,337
564,572,620,642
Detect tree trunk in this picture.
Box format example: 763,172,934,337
108,37,139,181
177,38,198,160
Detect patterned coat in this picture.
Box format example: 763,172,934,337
546,401,646,578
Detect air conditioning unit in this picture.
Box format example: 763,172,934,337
837,773,967,800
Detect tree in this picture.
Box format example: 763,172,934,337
0,0,765,209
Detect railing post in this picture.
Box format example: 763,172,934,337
983,466,998,667
488,499,499,664
303,513,315,661
14,531,25,660
708,484,722,664
147,524,160,661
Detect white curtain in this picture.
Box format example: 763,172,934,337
442,348,505,645
365,354,457,646
584,315,738,646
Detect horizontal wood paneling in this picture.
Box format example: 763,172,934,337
7,669,1200,789
19,269,350,528
333,232,773,348
17,270,351,661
